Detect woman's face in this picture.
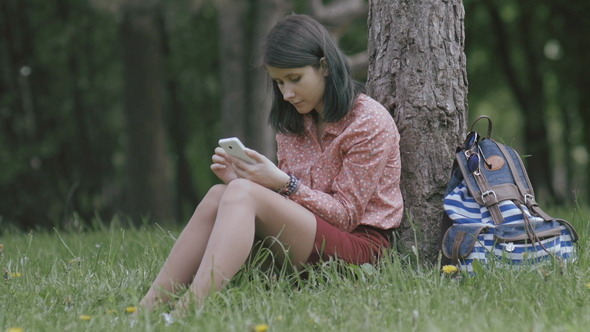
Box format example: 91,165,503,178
266,65,327,117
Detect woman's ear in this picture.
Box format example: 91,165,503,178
319,57,329,76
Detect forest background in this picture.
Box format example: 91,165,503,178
1,0,589,230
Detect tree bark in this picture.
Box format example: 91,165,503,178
367,0,468,262
120,0,174,222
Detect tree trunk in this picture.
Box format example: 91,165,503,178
247,0,289,157
120,0,174,222
215,0,247,140
483,0,555,201
157,9,200,221
367,0,468,262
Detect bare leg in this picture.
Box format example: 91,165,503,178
180,179,317,307
139,184,227,310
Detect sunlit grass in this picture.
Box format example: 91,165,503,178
1,206,589,331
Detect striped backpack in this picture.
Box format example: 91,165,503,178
440,116,578,273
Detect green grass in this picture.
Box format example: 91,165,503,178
1,206,589,332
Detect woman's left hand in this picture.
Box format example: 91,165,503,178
229,148,290,191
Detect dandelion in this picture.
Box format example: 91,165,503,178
585,283,590,289
79,314,92,321
442,265,459,275
4,271,23,280
7,328,24,332
125,306,138,314
253,324,269,332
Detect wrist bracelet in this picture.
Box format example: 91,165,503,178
278,173,300,196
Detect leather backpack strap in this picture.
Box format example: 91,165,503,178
527,200,553,221
454,145,504,225
440,212,454,266
470,115,493,139
452,231,466,265
495,143,529,198
496,143,554,221
472,170,504,225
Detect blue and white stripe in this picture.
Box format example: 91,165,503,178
444,181,577,273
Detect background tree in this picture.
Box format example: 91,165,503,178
367,0,468,261
464,0,590,203
0,0,588,231
215,0,291,158
120,0,174,222
479,0,554,200
247,0,291,157
215,0,247,141
308,0,369,77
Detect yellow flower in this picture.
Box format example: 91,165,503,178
11,273,22,278
585,283,590,289
125,306,137,314
253,324,269,332
79,314,92,321
442,265,459,275
7,328,24,332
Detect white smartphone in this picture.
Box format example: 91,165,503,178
218,137,256,164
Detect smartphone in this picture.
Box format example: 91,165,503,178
218,137,255,164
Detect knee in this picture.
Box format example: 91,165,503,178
189,184,226,217
205,184,227,202
220,179,256,205
226,178,254,192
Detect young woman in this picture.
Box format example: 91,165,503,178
139,14,403,311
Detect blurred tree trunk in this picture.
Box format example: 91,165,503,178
367,0,468,262
157,10,200,221
483,0,555,201
309,0,369,79
215,0,288,157
120,0,174,222
215,0,247,140
0,0,37,143
0,0,41,228
546,1,590,202
247,0,289,157
563,5,590,202
56,0,97,222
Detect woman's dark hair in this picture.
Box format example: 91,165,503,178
262,14,360,134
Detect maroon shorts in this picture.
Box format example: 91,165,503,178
306,215,392,265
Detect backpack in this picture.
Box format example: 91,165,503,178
440,115,578,273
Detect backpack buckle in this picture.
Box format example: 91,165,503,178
524,194,534,205
481,190,497,203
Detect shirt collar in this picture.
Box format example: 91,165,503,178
302,94,362,137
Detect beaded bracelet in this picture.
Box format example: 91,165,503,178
278,173,300,196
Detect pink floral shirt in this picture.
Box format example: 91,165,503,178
276,94,403,232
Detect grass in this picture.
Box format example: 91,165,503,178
1,206,589,332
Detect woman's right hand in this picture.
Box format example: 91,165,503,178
210,147,238,184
